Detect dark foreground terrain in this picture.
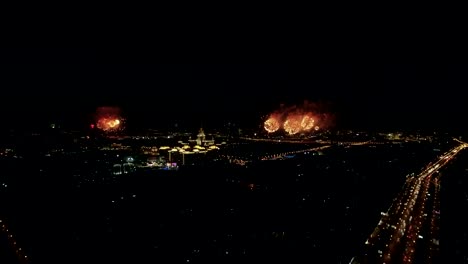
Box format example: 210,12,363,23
1,139,461,263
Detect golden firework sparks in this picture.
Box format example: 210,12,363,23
95,107,123,132
301,115,315,130
283,116,302,135
264,116,280,133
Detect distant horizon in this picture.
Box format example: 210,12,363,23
2,98,467,133
2,117,467,135
2,55,468,132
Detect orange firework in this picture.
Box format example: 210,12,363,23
283,115,302,135
264,116,280,133
262,101,333,134
301,115,314,130
95,106,123,132
97,117,121,131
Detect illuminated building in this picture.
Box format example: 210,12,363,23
188,128,215,146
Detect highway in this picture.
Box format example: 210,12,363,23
352,142,468,264
0,217,29,263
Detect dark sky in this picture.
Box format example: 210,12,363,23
1,49,467,132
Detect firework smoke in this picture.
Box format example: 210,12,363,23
263,101,334,135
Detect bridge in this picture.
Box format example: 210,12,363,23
259,145,331,160
240,136,373,146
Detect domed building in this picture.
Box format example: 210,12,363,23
188,128,215,146
196,128,206,145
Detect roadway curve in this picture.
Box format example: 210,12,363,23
352,142,468,264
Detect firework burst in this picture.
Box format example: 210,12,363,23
264,116,281,133
94,107,124,132
283,115,302,135
262,101,333,135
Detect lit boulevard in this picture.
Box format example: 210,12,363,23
351,142,468,264
0,218,29,263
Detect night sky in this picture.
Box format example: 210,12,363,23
1,49,468,132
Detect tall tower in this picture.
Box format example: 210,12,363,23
196,128,206,145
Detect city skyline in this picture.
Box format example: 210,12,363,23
2,53,468,263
